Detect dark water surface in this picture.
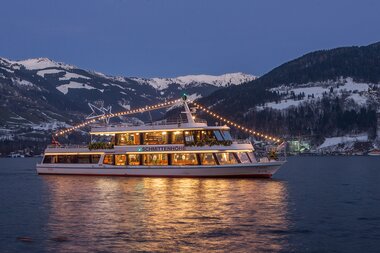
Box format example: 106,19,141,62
1,157,380,252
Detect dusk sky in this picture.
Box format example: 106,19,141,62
1,0,380,77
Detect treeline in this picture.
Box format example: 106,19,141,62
240,96,377,144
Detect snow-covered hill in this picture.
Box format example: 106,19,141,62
257,78,376,111
1,57,255,95
131,73,256,90
0,56,255,154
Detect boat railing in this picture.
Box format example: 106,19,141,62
91,118,208,129
47,144,88,149
233,139,252,144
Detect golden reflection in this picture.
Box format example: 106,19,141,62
42,176,290,252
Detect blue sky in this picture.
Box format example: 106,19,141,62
1,0,379,77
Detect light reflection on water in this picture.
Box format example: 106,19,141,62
43,176,290,252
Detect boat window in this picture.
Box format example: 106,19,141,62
215,152,238,165
64,155,75,163
184,131,194,144
144,132,168,145
172,153,198,166
117,133,140,145
247,152,256,163
143,154,168,166
77,155,90,164
200,153,217,165
171,131,184,144
115,154,127,166
92,135,115,144
43,155,100,164
236,152,251,163
91,155,101,164
213,130,224,141
221,131,233,141
103,154,114,165
57,155,67,163
43,155,53,163
128,154,140,166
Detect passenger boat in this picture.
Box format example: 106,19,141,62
36,96,286,177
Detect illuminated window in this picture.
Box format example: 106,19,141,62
172,153,198,166
184,131,194,144
200,153,217,165
144,132,168,145
128,154,140,166
103,154,114,165
143,154,168,166
117,133,140,145
115,154,127,166
171,131,184,144
92,135,115,144
236,152,251,163
215,153,237,165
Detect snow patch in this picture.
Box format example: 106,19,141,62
118,102,131,110
30,121,72,131
12,78,34,87
59,72,91,81
36,69,63,77
11,58,74,70
262,78,371,110
56,82,97,94
0,67,14,73
318,134,368,149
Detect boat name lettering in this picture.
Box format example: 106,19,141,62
138,146,185,152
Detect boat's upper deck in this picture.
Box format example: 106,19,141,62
90,119,229,135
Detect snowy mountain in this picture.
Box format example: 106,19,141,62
199,42,380,149
131,73,256,90
0,56,255,154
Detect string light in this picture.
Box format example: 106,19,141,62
54,98,181,137
190,101,281,143
53,97,282,144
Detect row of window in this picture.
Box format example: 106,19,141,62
94,130,234,146
43,154,101,164
43,152,254,166
102,152,253,166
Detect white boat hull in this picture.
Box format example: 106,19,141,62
36,162,285,178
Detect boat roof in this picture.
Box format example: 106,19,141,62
90,121,230,135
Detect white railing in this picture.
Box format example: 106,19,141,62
47,144,88,149
90,118,208,130
234,139,251,144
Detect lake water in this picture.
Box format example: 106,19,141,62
0,157,380,252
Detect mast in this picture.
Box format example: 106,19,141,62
181,94,195,124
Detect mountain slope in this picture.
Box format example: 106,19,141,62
198,42,380,144
0,57,255,154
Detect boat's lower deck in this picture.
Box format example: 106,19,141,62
36,162,284,178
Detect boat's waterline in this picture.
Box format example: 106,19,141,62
36,161,284,178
